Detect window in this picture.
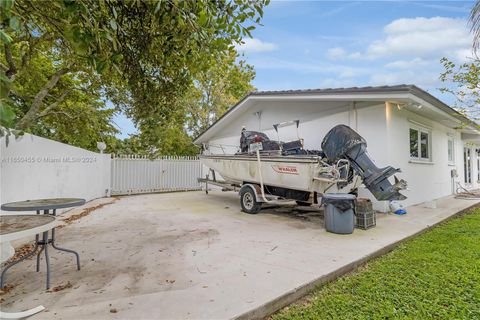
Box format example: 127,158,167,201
410,127,430,161
447,137,455,164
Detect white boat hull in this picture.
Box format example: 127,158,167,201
200,154,358,194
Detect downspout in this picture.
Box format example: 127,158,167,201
349,101,358,131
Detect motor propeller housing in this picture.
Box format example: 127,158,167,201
321,125,407,201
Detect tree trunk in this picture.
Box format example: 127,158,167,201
15,67,70,131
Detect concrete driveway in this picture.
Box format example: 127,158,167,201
1,191,478,319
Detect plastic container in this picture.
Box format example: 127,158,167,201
322,193,356,234
356,198,376,230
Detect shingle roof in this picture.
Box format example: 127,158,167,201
250,84,415,96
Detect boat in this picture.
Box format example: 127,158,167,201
199,123,407,214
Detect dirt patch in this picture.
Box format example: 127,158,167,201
4,242,39,265
48,281,72,293
58,197,119,228
268,206,324,224
0,283,17,296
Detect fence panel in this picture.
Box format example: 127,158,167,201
111,155,202,195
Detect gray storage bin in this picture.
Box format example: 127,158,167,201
322,193,356,234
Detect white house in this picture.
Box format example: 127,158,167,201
193,85,480,211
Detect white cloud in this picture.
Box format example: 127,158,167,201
384,58,429,69
326,47,363,60
236,38,277,53
369,70,441,87
249,56,370,77
326,47,347,59
317,16,474,90
318,78,358,88
348,52,362,59
366,17,472,60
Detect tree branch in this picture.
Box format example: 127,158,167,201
4,45,17,80
16,67,71,130
37,110,74,120
37,91,70,118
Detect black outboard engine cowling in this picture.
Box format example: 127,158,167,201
321,125,406,201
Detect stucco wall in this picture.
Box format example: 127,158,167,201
385,104,479,207
1,133,111,212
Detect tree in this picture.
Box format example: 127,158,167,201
4,37,119,150
438,2,480,124
184,51,255,137
1,0,268,147
111,50,255,156
440,58,479,122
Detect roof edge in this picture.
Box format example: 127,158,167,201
192,85,479,144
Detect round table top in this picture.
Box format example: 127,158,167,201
1,198,85,211
0,215,56,242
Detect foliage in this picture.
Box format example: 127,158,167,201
112,125,199,157
440,57,480,122
184,50,256,137
273,208,480,320
5,37,119,150
113,50,256,156
1,0,268,153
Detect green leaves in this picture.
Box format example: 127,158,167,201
109,19,117,31
0,0,14,10
8,15,20,30
198,9,207,26
0,30,13,44
1,0,268,153
440,57,480,123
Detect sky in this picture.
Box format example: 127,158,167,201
113,0,476,139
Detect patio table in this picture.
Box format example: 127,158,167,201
1,198,85,290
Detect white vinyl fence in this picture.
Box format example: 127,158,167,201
110,155,202,195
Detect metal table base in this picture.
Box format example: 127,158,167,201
0,209,80,290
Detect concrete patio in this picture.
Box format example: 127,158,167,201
1,191,478,319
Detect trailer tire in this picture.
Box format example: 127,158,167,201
240,188,262,214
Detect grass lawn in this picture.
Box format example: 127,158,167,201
272,207,480,320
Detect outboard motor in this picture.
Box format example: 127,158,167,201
321,125,407,201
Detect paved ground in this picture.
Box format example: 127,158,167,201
1,191,478,319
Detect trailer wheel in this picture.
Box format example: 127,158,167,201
240,188,261,214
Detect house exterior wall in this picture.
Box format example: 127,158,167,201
385,103,480,207
1,133,111,212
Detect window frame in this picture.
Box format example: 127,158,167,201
409,125,432,162
447,136,455,165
